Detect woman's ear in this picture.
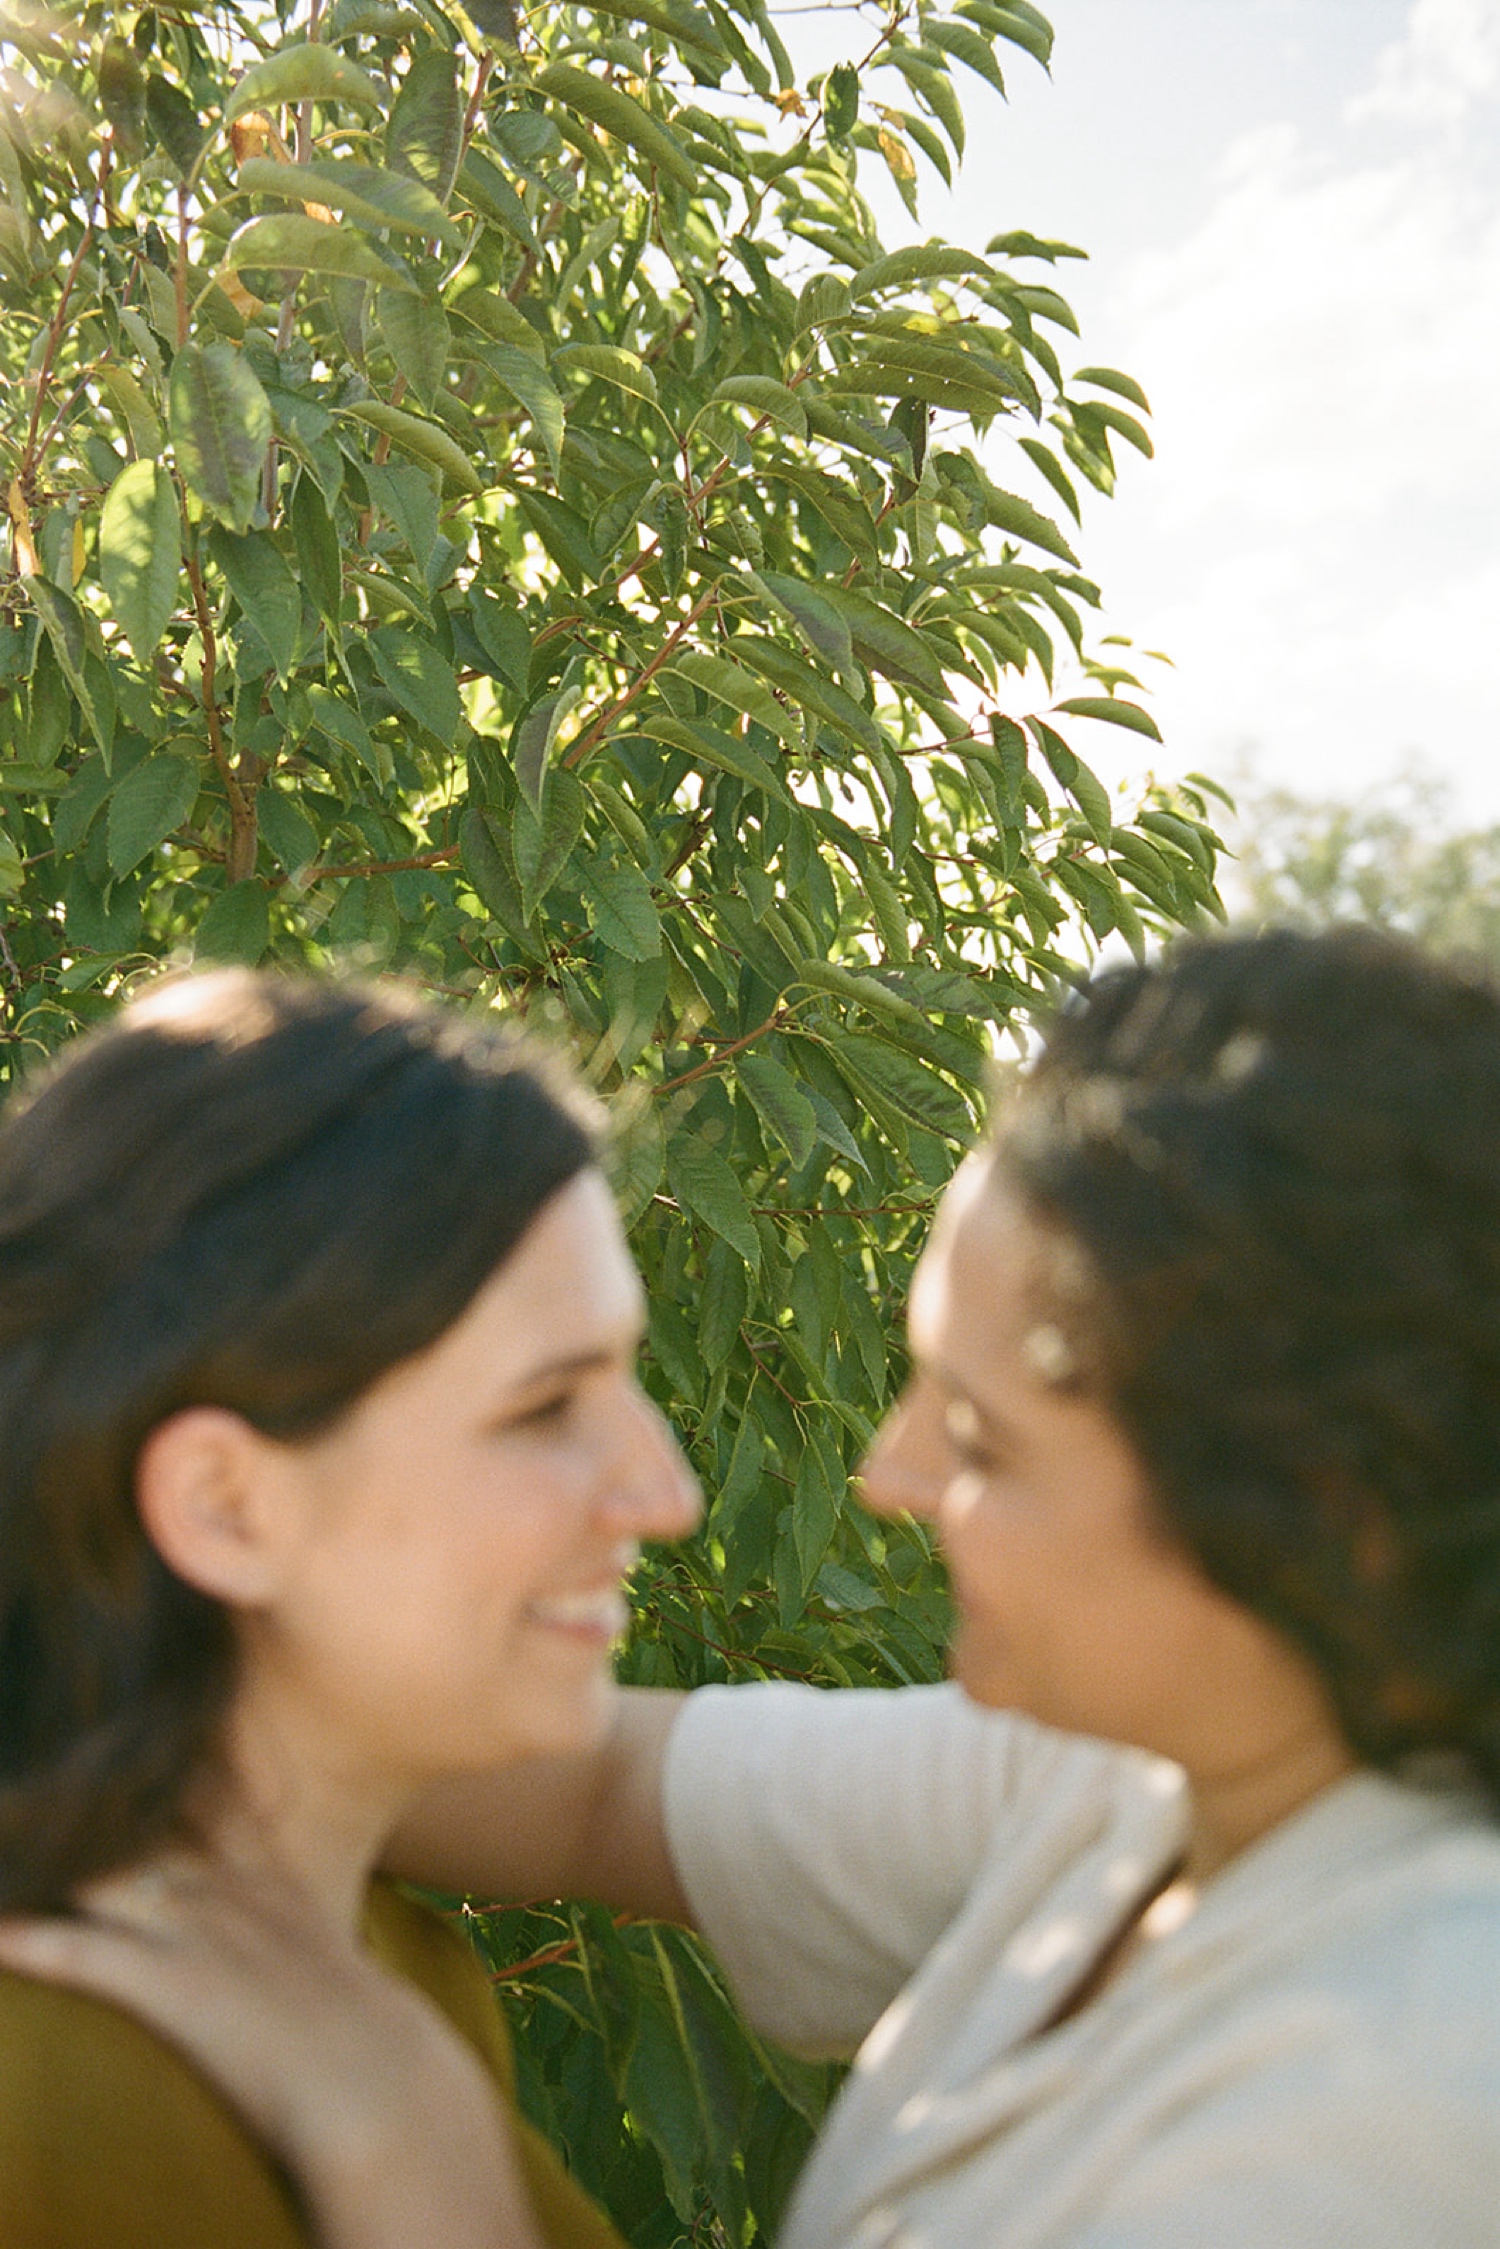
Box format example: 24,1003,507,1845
135,1408,290,1607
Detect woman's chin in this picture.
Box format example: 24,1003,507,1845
947,1624,1026,1715
478,1667,617,1767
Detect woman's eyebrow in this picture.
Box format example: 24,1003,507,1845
505,1329,645,1395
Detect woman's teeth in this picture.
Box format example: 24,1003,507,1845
525,1589,630,1634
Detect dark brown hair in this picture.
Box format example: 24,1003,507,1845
997,925,1500,1805
0,971,599,1910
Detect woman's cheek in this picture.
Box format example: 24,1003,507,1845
938,1478,1006,1611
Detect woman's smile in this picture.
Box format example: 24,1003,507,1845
522,1580,634,1644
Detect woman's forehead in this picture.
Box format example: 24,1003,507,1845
910,1159,1028,1363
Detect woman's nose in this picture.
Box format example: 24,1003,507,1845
856,1397,945,1522
605,1388,703,1540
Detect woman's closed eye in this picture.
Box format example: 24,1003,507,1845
508,1387,578,1433
945,1398,1000,1470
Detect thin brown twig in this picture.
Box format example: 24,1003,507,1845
487,1933,583,1983
656,1609,820,1683
185,549,258,883
561,585,718,769
174,179,190,350
750,1201,937,1218
485,1909,636,1984
19,140,109,488
461,49,494,150
30,376,92,484
742,1335,803,1408
294,846,460,885
655,1009,784,1094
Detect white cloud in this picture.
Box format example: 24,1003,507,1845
1068,19,1500,818
1347,0,1500,128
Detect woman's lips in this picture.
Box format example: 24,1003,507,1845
523,1588,630,1639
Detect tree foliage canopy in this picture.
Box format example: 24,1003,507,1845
0,0,1226,2238
1231,765,1500,967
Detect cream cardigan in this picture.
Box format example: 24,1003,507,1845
663,1682,1500,2249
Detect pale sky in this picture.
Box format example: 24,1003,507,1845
784,0,1500,823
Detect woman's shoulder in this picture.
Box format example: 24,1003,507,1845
363,1873,512,2077
1200,1778,1500,2058
0,1965,306,2249
362,1881,627,2249
1343,1815,1500,2038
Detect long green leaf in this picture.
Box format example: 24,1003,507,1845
737,1051,817,1167
664,1130,760,1265
534,63,696,190
448,285,547,359
458,805,534,950
481,345,566,479
820,587,949,696
98,461,179,661
226,44,383,123
824,361,1011,418
749,577,855,677
1053,694,1162,741
513,766,586,920
983,485,1079,564
588,857,661,960
923,18,1008,95
958,0,1054,69
169,342,271,535
367,628,461,739
513,685,581,810
337,401,483,493
234,157,461,248
1073,363,1151,411
387,48,464,202
290,474,342,630
830,329,1023,406
666,650,799,745
106,751,199,876
146,74,205,179
304,683,385,783
633,713,788,798
207,526,301,683
377,289,450,409
832,1030,973,1141
456,149,538,250
883,50,966,157
729,635,881,752
226,213,414,292
554,343,657,412
193,879,270,963
709,375,807,439
25,577,110,757
850,244,993,296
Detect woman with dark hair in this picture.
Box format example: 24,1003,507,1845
8,927,1500,2244
0,969,699,2247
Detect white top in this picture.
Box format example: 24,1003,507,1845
663,1682,1500,2249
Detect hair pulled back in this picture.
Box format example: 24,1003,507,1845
0,971,598,1910
997,926,1500,1805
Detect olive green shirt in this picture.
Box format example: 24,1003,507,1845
0,1880,625,2249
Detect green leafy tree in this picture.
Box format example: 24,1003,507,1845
0,1,1225,2237
1230,764,1500,965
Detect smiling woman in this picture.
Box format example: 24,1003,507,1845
0,970,697,2249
